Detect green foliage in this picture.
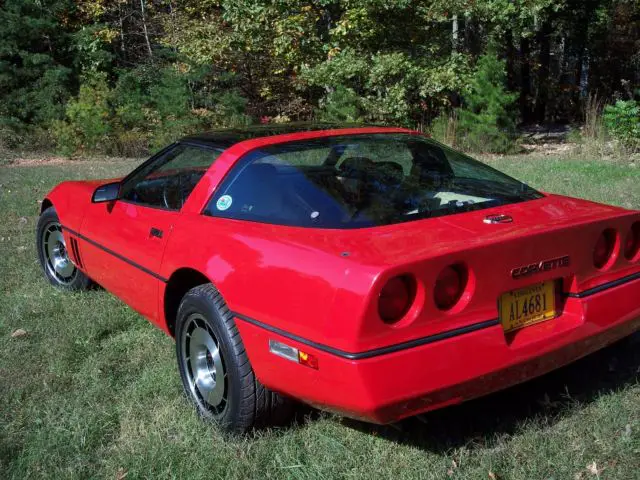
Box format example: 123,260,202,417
603,100,640,150
455,53,518,153
113,66,250,153
0,0,75,131
150,69,191,120
304,49,471,125
48,64,253,156
0,117,26,150
209,90,252,127
316,86,363,123
430,110,458,146
1,0,639,155
52,73,112,155
72,24,115,73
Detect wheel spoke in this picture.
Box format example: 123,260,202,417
182,317,227,412
41,222,76,284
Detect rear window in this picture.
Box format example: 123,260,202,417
204,134,542,228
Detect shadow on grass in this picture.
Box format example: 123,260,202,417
339,332,640,452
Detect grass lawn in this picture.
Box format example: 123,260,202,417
0,153,639,479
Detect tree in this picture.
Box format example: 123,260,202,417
456,52,518,152
0,0,75,130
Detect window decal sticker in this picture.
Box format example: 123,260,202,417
216,195,233,211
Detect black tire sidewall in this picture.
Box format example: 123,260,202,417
36,207,81,289
175,287,246,430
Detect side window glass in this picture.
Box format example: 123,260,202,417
120,145,220,210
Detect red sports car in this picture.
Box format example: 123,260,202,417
37,124,640,432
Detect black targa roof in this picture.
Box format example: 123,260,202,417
180,122,384,149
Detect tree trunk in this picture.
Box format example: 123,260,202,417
118,1,126,60
534,21,552,122
519,36,531,123
167,0,178,52
139,0,153,59
452,15,459,51
505,29,516,92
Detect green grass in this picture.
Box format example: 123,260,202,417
1,154,639,479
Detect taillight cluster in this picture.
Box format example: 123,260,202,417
592,224,639,270
378,223,640,325
378,264,469,324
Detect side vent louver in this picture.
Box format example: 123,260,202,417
69,237,84,269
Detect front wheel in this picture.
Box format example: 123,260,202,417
36,206,92,290
175,284,294,433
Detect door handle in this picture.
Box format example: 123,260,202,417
150,227,163,239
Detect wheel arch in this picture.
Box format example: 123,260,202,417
40,198,53,214
163,267,213,337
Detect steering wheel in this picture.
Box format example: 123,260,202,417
162,177,182,210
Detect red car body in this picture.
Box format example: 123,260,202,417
42,126,640,424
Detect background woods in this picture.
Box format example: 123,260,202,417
1,0,639,154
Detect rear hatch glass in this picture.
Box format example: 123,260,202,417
205,134,543,229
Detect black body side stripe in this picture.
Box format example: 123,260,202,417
61,226,168,283
233,312,500,360
565,271,640,298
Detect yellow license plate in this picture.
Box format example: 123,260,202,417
499,281,556,333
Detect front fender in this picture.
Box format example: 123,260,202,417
43,180,103,232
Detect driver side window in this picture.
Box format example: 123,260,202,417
120,144,220,210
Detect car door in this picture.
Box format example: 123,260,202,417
79,143,222,321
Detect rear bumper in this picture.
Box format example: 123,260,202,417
236,274,640,424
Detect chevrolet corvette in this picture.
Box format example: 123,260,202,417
36,124,640,432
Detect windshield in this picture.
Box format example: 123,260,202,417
204,134,542,228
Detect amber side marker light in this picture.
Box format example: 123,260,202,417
593,229,617,269
269,339,319,369
624,222,640,261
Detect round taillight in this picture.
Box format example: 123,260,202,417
624,222,640,261
593,229,617,269
379,275,416,323
434,264,467,311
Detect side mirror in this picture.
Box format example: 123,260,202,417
92,182,120,203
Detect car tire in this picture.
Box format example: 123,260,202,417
175,283,294,433
36,206,92,290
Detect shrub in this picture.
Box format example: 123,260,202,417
49,63,254,156
148,117,199,152
568,93,610,158
112,66,251,153
0,117,25,150
52,73,112,155
455,53,518,153
209,90,252,127
316,85,363,123
110,129,150,157
149,68,191,121
603,100,640,150
430,110,458,146
50,120,79,156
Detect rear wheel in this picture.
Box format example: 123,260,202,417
36,207,91,290
175,283,293,432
